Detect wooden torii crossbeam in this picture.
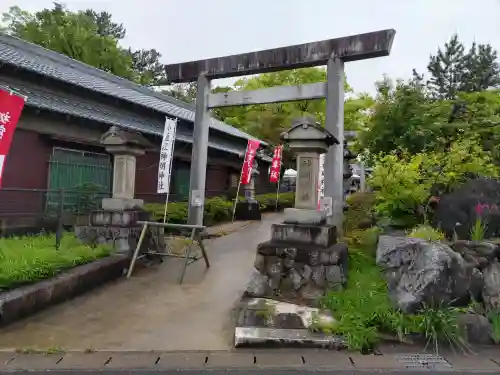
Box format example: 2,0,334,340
165,29,396,228
165,29,396,82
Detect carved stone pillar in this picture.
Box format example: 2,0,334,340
99,127,149,211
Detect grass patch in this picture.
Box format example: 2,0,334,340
489,312,500,344
0,233,113,291
16,346,65,354
321,227,467,353
408,224,445,241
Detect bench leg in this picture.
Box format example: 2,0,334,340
126,222,148,278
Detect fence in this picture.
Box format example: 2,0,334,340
0,187,112,247
0,185,290,244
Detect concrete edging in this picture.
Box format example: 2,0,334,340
0,350,499,373
0,254,128,325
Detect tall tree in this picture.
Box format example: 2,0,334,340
426,34,466,99
359,74,500,164
83,9,125,40
83,8,167,86
1,3,168,86
130,48,167,86
162,83,197,102
1,3,135,79
461,42,500,93
422,34,500,99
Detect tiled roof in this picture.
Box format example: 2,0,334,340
0,79,247,156
0,33,266,146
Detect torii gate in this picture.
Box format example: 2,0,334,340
164,29,396,228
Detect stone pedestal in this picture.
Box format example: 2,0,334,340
75,208,164,254
235,201,261,221
235,159,262,221
245,222,347,307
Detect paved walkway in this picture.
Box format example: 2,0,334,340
0,348,499,373
0,214,282,352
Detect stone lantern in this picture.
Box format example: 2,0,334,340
75,126,163,255
280,115,339,224
100,126,152,210
241,115,348,309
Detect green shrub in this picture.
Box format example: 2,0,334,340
408,224,445,241
0,234,113,291
470,217,487,241
415,302,467,353
144,192,295,225
72,182,109,214
344,227,381,254
488,312,500,344
344,193,376,231
369,138,498,227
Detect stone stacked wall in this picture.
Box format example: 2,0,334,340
75,209,164,255
245,223,348,306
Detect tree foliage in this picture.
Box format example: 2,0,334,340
211,68,373,145
369,138,498,226
360,33,500,162
1,2,167,86
418,34,500,100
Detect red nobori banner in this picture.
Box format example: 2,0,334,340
269,145,283,183
241,139,261,185
0,89,26,187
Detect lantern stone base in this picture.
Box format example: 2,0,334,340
244,221,348,308
101,197,144,211
235,201,261,221
74,208,164,256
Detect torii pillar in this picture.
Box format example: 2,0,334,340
164,29,396,229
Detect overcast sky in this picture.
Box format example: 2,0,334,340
1,0,499,94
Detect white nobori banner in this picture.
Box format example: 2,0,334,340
317,153,325,209
157,117,177,194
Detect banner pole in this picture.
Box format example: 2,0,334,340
0,85,27,100
232,142,249,222
275,175,281,212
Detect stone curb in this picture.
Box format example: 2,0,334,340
0,350,498,372
0,254,128,326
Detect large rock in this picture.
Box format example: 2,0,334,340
449,240,500,270
457,313,493,344
432,177,500,239
376,235,482,313
483,261,500,311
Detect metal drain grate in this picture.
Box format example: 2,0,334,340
395,354,452,370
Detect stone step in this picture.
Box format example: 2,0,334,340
234,297,345,349
257,240,347,266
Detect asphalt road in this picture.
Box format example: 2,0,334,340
9,370,500,375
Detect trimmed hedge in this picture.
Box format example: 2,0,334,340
144,192,295,226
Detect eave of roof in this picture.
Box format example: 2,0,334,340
1,79,248,157
0,33,267,147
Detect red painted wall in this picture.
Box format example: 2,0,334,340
135,150,161,203
2,129,50,189
0,128,51,218
135,151,232,203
